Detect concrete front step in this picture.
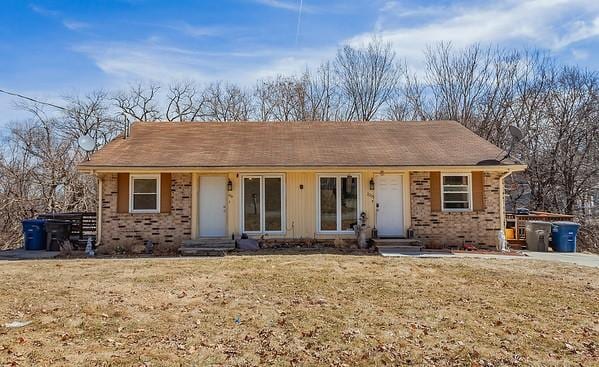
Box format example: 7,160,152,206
179,247,236,256
372,238,423,254
182,238,236,248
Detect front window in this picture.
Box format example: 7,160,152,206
441,173,471,211
318,175,359,232
242,175,284,233
130,174,160,213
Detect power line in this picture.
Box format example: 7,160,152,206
0,87,103,129
0,88,68,111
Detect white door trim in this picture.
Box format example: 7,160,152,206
239,174,286,235
375,173,406,237
316,173,362,234
199,175,228,237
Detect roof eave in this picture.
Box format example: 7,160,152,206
78,163,528,173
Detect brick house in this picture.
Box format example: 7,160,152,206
78,120,526,250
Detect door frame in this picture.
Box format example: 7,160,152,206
239,174,286,235
374,173,411,237
316,173,362,234
197,174,228,238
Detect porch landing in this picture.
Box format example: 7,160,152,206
179,238,236,256
372,238,423,254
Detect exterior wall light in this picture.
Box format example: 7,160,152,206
369,178,375,190
227,179,233,191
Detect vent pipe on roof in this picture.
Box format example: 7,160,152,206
122,114,130,139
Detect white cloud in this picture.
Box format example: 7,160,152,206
571,49,590,60
252,0,316,13
29,4,60,17
167,22,224,38
62,20,90,30
351,0,599,67
47,0,599,95
73,43,211,83
30,3,90,32
553,17,599,49
72,41,333,87
253,0,299,11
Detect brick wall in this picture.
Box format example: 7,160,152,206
100,173,192,248
410,171,505,249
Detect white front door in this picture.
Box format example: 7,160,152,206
199,176,227,237
376,175,405,237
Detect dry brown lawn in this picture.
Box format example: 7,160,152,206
0,255,598,366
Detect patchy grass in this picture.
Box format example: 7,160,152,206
0,256,597,366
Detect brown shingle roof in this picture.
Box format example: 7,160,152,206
79,120,520,169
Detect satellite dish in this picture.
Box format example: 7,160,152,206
497,126,524,162
509,125,523,142
78,135,96,152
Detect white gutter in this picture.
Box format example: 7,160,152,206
96,173,102,247
498,169,519,250
78,164,528,174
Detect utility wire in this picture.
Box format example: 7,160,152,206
0,88,68,111
0,87,109,135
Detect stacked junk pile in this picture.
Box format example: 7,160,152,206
21,212,96,253
507,209,581,252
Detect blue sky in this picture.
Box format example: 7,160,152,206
1,0,598,122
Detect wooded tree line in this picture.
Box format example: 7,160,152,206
1,40,598,248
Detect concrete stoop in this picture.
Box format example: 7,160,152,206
372,238,423,254
179,238,236,256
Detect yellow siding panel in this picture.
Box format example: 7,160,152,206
285,172,315,238
196,169,414,239
227,173,239,237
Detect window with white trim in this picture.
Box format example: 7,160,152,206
241,175,284,233
441,173,471,211
130,174,160,213
318,175,360,232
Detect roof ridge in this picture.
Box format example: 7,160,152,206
130,120,457,125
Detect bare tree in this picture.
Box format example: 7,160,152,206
165,82,206,122
334,38,402,121
202,82,253,121
302,62,342,121
113,82,162,122
387,72,431,121
255,75,307,121
59,91,120,148
525,67,599,213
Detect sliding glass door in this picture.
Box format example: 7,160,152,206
243,177,261,232
242,175,284,234
318,175,359,232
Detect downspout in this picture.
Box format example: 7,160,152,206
96,172,102,247
498,170,514,250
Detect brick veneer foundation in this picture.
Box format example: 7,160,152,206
100,173,192,247
410,171,505,249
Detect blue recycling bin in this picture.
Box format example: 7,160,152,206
551,221,580,252
22,219,47,251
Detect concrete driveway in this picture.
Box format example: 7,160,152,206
521,251,599,268
379,248,599,268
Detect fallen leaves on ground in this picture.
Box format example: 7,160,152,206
0,255,597,366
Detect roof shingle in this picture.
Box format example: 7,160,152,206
80,120,518,169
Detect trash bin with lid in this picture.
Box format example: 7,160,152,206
525,221,552,251
22,219,47,250
45,220,72,251
551,222,580,252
